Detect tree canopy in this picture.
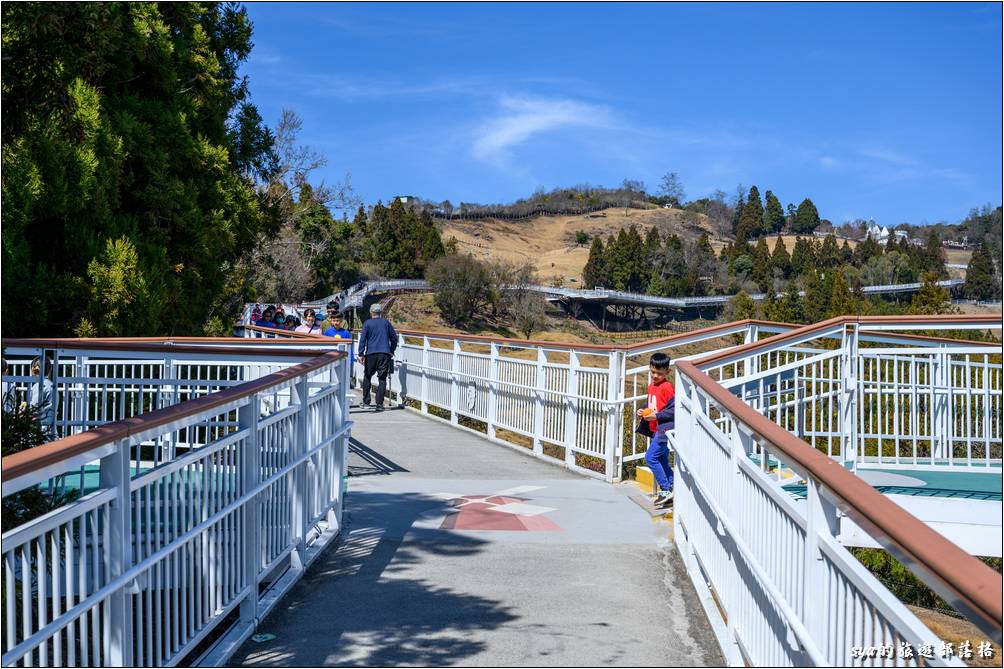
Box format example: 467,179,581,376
2,3,278,336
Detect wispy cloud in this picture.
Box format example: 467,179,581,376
470,96,617,166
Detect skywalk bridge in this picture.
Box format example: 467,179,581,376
294,277,966,315
2,315,1001,666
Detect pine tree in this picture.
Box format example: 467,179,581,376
802,270,834,322
2,3,279,336
730,191,745,238
752,237,772,290
736,185,763,241
828,272,857,316
818,235,841,268
729,290,758,321
963,246,999,301
790,237,816,276
763,190,785,234
771,237,791,278
911,273,953,315
582,237,606,289
840,240,854,264
791,198,821,233
644,225,662,259
854,237,883,267
923,230,947,278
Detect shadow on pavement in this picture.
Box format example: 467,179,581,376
347,437,409,477
236,491,517,667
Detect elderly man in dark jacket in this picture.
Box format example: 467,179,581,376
357,303,398,410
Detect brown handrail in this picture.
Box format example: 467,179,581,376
242,318,998,355
0,338,337,357
692,315,1001,369
675,358,1004,638
1,351,345,482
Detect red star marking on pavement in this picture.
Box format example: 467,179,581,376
438,494,561,532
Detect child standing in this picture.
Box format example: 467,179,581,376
637,352,675,506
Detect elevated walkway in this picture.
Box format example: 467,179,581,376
233,407,723,667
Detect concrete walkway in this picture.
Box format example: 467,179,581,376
232,408,722,667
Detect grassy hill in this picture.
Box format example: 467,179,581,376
437,206,717,286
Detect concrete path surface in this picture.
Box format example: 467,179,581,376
232,407,722,667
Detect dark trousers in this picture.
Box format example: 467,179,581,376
361,353,392,406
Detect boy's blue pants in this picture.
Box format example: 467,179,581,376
645,438,673,491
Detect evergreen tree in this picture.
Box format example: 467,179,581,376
818,235,841,268
910,273,952,315
582,237,606,289
764,283,804,323
840,240,854,264
763,190,785,234
854,236,883,267
729,290,758,321
644,225,662,259
802,270,834,322
963,246,999,301
736,185,763,241
751,237,772,290
2,3,278,336
730,191,746,238
771,237,791,278
828,272,857,317
923,230,947,278
790,237,816,276
791,198,821,233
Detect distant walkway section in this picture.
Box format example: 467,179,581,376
233,408,722,667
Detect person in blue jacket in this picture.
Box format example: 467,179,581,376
357,303,398,411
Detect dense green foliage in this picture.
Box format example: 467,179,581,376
964,246,1000,301
2,3,279,337
1,405,77,526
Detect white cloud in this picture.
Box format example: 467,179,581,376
471,96,617,165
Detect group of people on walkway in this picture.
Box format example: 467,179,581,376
252,302,352,338
2,356,56,440
253,300,400,411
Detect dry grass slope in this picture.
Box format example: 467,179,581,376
437,206,717,286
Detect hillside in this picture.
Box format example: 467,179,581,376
437,206,717,286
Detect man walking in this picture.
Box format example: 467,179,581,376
358,303,398,411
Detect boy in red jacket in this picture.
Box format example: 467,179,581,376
637,352,675,506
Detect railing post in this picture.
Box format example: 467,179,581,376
73,354,88,436
533,347,546,456
803,478,839,656
726,426,756,663
332,358,349,528
604,349,625,482
450,340,461,425
420,336,430,413
239,394,261,629
838,323,859,467
487,342,499,440
564,350,580,468
99,438,134,667
290,376,309,572
932,346,951,461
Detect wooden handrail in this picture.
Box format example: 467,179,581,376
676,358,1004,638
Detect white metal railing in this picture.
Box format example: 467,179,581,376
1,343,352,667
382,321,785,480
669,317,1002,666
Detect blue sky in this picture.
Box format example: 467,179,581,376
241,2,1001,226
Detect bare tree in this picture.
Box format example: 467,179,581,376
511,292,548,339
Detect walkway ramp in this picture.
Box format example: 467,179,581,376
233,408,723,667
